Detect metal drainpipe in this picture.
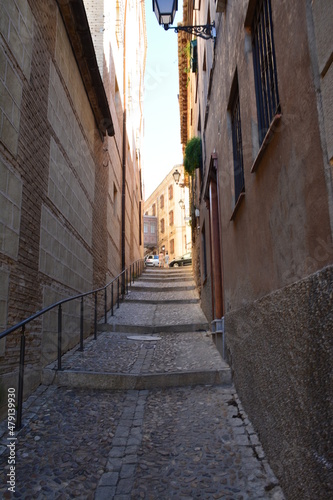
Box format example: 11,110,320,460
121,0,127,288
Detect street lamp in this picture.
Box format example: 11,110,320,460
172,168,181,184
152,0,216,40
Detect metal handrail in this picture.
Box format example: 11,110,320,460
0,258,144,429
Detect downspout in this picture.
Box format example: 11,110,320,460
121,0,127,277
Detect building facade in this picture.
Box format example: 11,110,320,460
144,166,191,261
0,0,146,413
178,0,333,498
143,216,158,251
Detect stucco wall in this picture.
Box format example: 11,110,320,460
193,1,333,497
225,265,333,499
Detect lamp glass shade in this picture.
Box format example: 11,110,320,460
172,169,181,183
153,0,178,26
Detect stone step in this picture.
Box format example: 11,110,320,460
125,288,199,304
42,368,232,391
138,276,194,283
98,322,209,333
129,284,196,292
143,269,193,278
42,330,231,390
125,298,200,305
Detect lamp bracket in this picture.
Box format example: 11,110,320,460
164,21,216,40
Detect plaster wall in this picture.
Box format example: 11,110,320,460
192,0,333,497
225,265,333,499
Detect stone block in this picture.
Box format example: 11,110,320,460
321,62,333,163
0,160,7,192
7,170,22,206
3,226,19,258
0,47,6,80
9,23,24,67
0,6,10,42
1,114,18,155
0,83,13,118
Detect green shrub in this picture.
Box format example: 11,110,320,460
184,137,201,175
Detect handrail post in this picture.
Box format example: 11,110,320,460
126,269,129,295
130,264,132,286
58,304,62,371
79,297,84,351
117,277,120,308
111,282,114,316
16,326,25,430
94,292,97,340
104,287,107,323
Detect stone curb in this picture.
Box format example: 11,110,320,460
42,368,232,390
99,323,210,334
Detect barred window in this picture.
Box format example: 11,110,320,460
169,210,174,226
160,194,164,208
252,0,280,145
161,218,165,233
168,185,173,200
230,79,245,202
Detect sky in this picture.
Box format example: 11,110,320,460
142,0,184,200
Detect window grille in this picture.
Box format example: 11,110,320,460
190,40,197,73
231,85,245,202
252,0,280,145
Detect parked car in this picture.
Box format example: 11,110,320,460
169,252,192,267
145,255,159,267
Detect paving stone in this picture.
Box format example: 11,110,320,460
0,267,284,499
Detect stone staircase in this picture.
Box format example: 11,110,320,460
42,266,231,390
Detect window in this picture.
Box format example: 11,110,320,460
168,185,173,200
144,223,148,234
229,76,245,202
113,183,118,216
161,218,165,233
170,239,174,254
201,224,207,281
152,203,156,216
151,224,155,234
160,194,164,208
190,40,197,73
251,0,280,145
169,210,174,226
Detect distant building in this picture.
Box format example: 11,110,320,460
144,166,191,260
143,216,158,252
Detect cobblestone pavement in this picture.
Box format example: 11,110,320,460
57,331,225,374
0,267,285,499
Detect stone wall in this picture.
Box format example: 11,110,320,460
0,0,143,415
225,265,333,499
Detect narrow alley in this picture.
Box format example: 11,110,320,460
0,267,284,499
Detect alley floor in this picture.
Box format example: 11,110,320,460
0,267,285,499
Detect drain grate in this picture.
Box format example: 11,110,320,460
127,335,161,341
